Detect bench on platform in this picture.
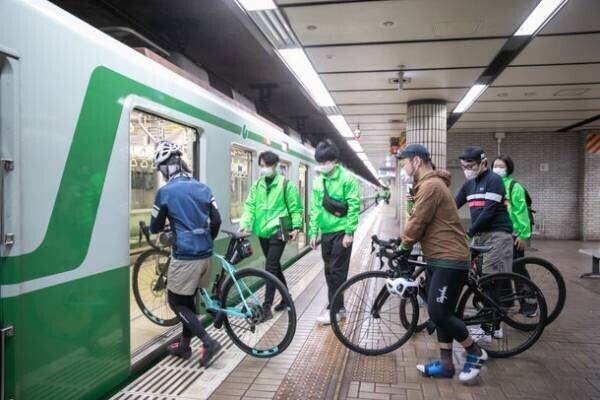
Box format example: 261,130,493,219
579,248,600,279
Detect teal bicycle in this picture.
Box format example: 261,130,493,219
133,222,297,357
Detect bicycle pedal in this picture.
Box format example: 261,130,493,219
213,311,226,329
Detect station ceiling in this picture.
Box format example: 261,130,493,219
52,0,600,181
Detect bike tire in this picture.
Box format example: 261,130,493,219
400,266,430,333
330,270,419,356
132,249,179,327
512,256,565,325
456,272,547,358
220,268,296,358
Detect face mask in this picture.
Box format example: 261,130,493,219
317,162,335,174
259,166,274,177
493,167,507,177
464,169,479,180
400,168,414,184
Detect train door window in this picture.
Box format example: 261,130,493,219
298,163,309,249
230,146,253,222
277,161,290,179
129,109,198,355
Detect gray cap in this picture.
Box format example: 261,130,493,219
396,144,431,161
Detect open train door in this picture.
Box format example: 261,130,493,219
0,48,18,400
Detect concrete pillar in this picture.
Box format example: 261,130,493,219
406,100,447,169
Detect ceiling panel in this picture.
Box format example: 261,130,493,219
482,84,600,101
340,104,408,114
333,88,467,104
306,39,505,72
353,122,405,130
511,33,600,65
468,98,600,112
459,110,598,121
453,120,580,129
346,114,406,124
284,0,536,45
322,68,483,91
450,126,566,133
494,64,600,86
540,0,600,34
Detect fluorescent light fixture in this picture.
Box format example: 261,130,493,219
358,153,369,161
453,84,488,114
278,48,335,107
347,140,363,153
327,115,355,138
514,0,568,36
238,0,277,11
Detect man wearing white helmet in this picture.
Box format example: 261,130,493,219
150,140,222,367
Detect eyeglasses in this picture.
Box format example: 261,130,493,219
460,162,479,171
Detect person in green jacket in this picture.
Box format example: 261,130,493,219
383,188,391,204
492,154,537,317
308,141,361,325
240,151,303,319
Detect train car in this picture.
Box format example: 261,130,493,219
0,1,377,399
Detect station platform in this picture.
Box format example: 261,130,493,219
113,205,600,400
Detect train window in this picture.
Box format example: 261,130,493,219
230,145,253,222
278,161,291,179
298,163,309,248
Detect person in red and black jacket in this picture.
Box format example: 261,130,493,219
455,146,514,341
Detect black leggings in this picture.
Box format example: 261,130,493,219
168,290,209,343
426,267,469,344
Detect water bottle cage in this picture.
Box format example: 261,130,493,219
386,277,419,297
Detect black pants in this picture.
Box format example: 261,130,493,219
168,290,209,344
513,245,530,278
259,236,288,308
426,267,469,344
321,231,352,308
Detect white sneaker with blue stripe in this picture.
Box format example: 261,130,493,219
458,349,488,383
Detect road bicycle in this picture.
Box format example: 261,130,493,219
132,222,297,357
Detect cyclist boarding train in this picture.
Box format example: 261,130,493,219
150,140,223,366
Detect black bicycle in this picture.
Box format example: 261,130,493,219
408,253,565,335
329,235,547,358
132,221,297,358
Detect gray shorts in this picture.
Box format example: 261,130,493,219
474,231,513,275
167,257,212,296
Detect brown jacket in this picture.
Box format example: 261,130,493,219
401,170,470,269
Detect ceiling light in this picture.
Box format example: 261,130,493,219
514,0,569,36
238,0,277,11
358,153,369,161
347,140,363,153
278,48,335,107
453,84,488,114
327,115,355,138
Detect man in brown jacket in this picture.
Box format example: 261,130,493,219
397,144,487,384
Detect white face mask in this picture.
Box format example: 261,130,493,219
464,169,479,180
493,167,507,177
400,168,414,184
317,162,335,174
259,166,274,177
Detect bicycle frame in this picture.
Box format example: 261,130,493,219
199,255,263,319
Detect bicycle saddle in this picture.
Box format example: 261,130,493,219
470,245,493,256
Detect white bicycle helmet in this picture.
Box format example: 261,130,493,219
153,140,181,168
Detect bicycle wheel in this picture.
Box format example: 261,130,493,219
330,270,418,356
512,257,565,324
220,268,296,358
132,249,179,327
400,266,430,333
456,272,547,358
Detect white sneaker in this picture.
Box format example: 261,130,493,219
468,327,491,343
493,328,503,339
459,349,488,384
317,310,331,325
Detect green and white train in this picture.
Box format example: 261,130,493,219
0,1,376,399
